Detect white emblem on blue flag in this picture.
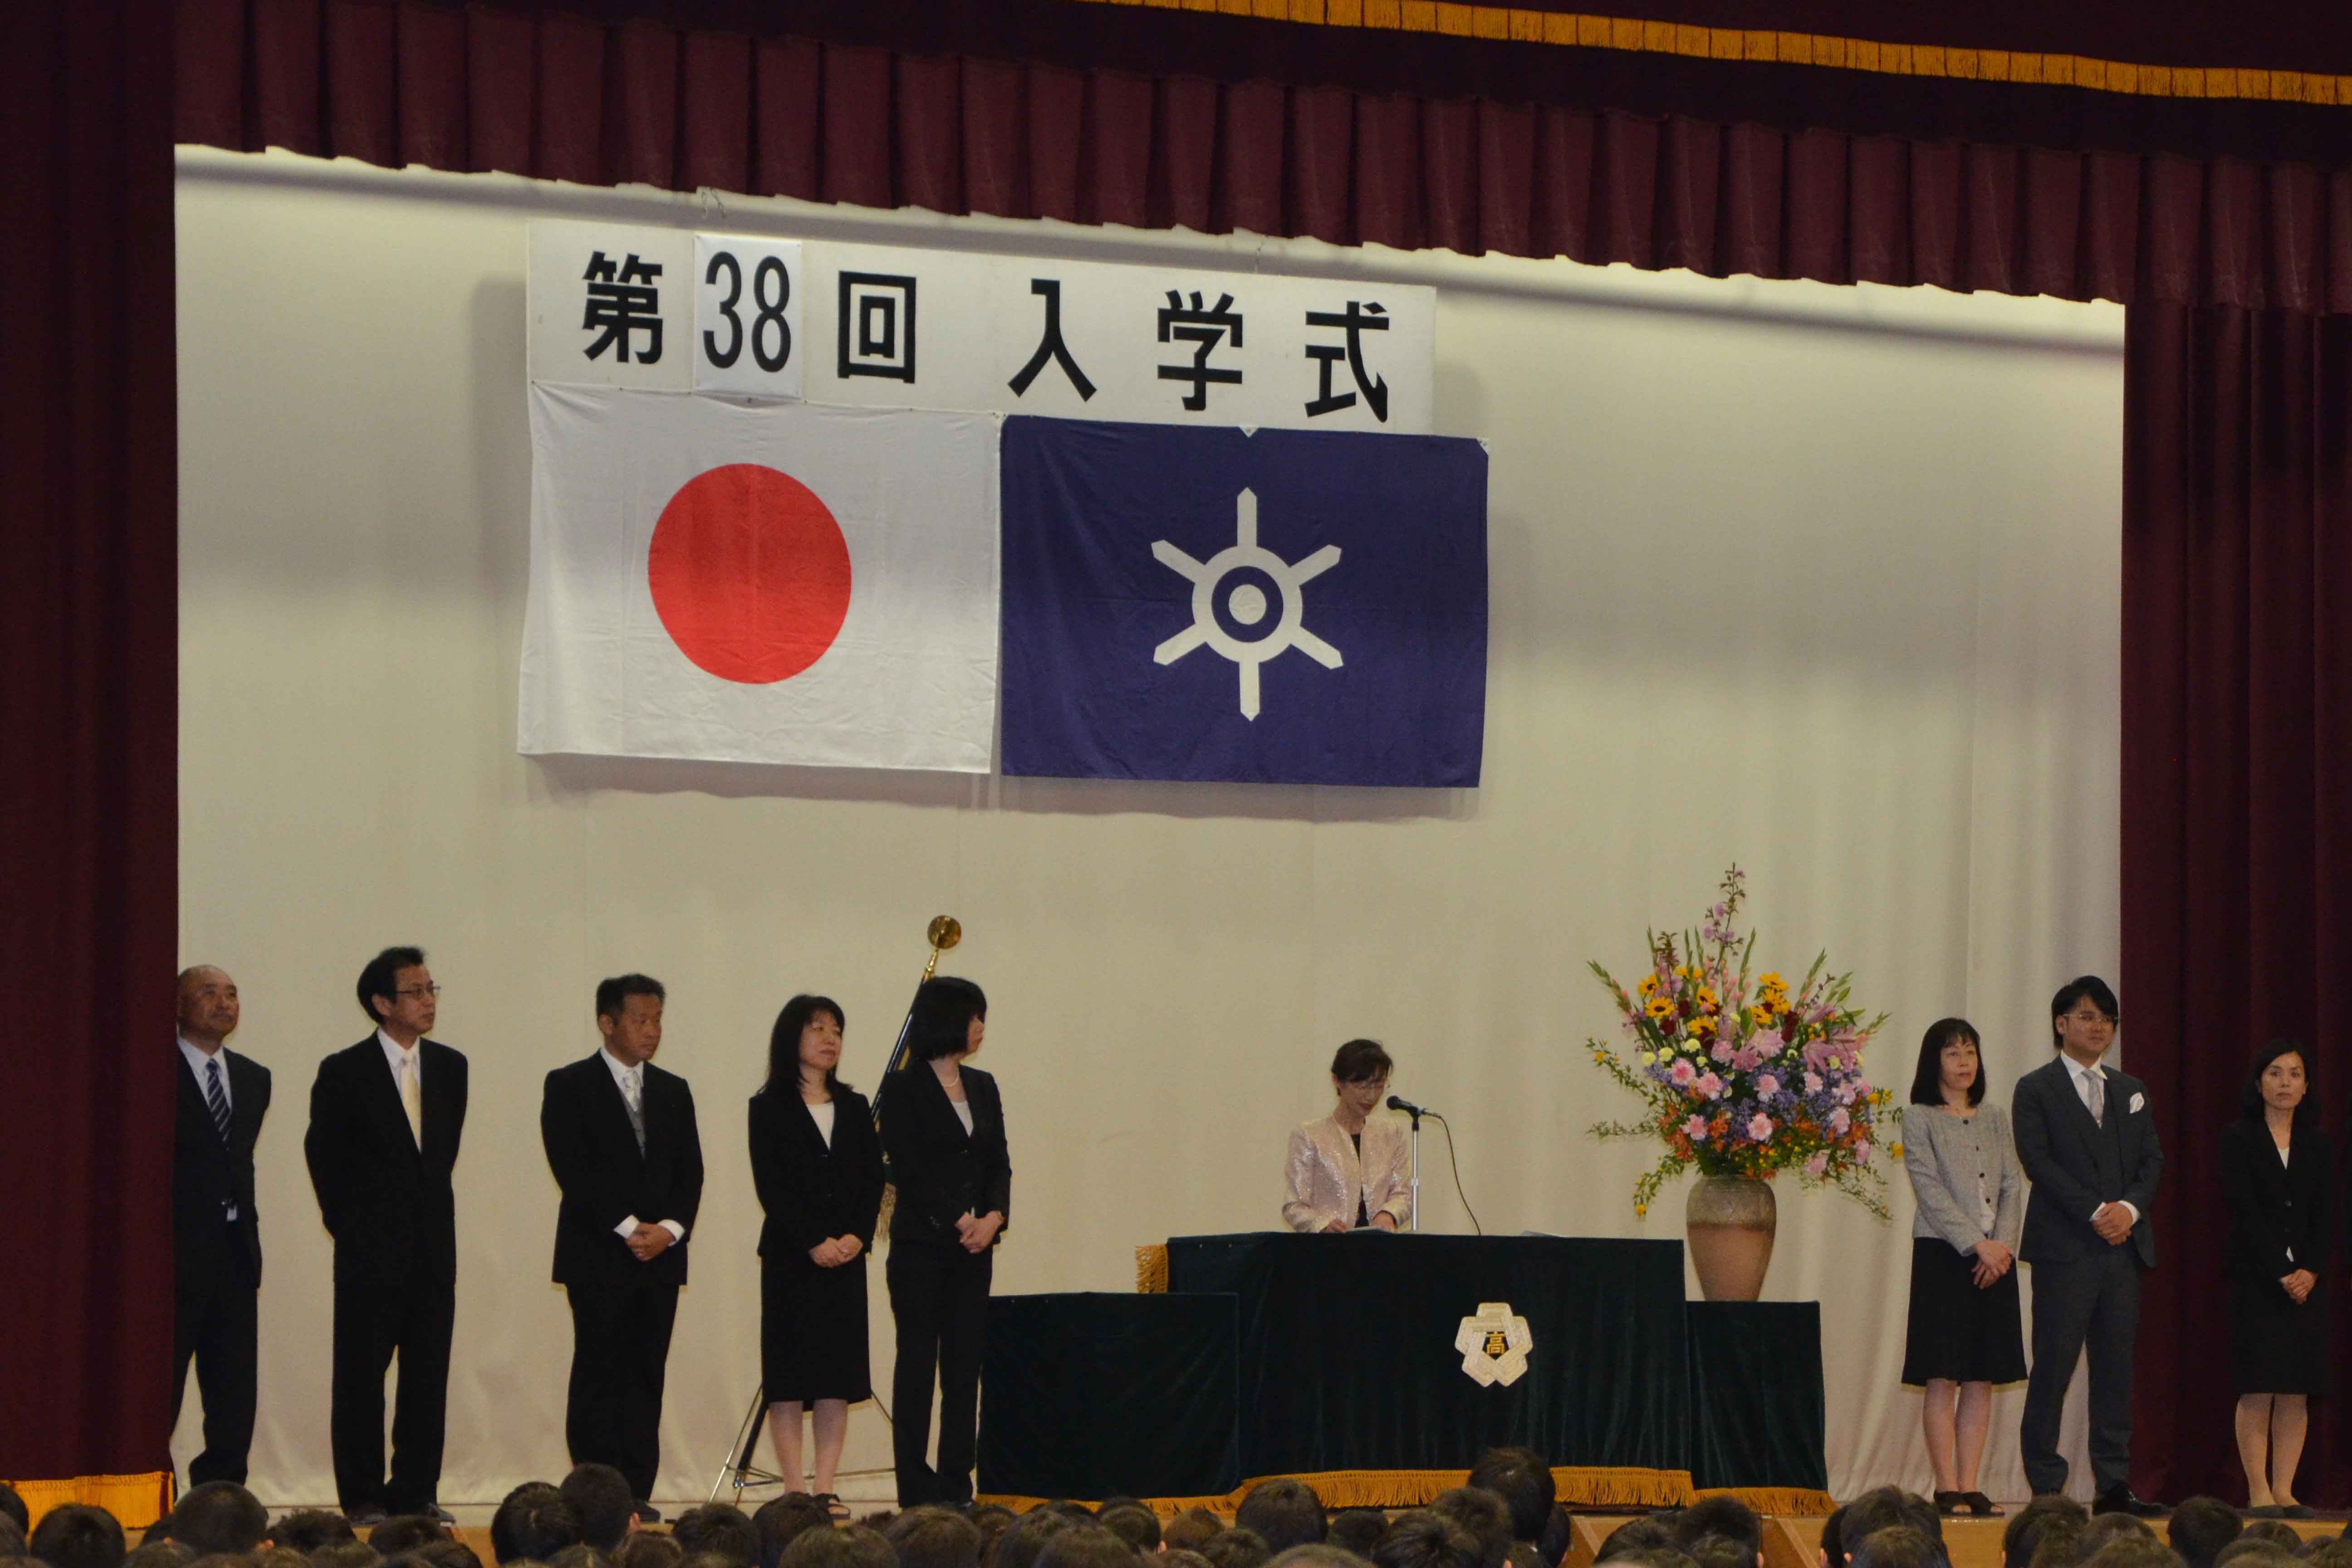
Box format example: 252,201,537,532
1150,488,1343,720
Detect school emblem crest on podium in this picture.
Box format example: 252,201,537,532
1455,1301,1533,1387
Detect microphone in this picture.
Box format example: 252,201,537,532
1387,1094,1433,1117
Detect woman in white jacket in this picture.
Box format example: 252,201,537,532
1282,1038,1411,1232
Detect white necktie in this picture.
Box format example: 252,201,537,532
400,1053,423,1147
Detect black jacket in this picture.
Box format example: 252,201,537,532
748,1086,885,1259
304,1034,469,1284
2014,1055,2163,1269
876,1062,1010,1245
2219,1118,2335,1288
173,1044,272,1289
541,1052,706,1289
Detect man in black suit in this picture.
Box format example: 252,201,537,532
304,945,469,1524
2014,974,2165,1516
540,974,704,1516
172,965,271,1487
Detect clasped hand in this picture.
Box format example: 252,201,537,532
1970,1237,2014,1289
626,1223,673,1262
954,1211,1004,1254
2281,1268,2317,1304
2090,1202,2135,1245
807,1235,865,1268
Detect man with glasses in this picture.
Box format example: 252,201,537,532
304,945,470,1524
2014,975,2165,1515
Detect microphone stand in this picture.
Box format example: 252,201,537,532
1405,1104,1424,1233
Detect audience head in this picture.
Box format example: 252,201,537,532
493,1485,582,1567
1686,1543,1756,1568
997,1512,1086,1568
909,977,988,1061
1331,1516,1390,1560
1595,1519,1680,1566
270,1515,357,1556
2079,1519,2156,1558
1240,1480,1329,1554
401,1541,484,1568
1431,1491,1513,1568
183,1554,258,1568
171,1485,271,1557
2166,1500,2240,1568
1166,1515,1226,1555
2215,1544,2297,1568
615,1536,683,1568
34,1504,132,1568
2239,1526,2302,1553
779,1527,895,1568
969,1510,1018,1568
1675,1499,1764,1568
358,946,433,1032
1908,1018,1985,1107
1034,1527,1141,1568
2083,1539,2183,1568
123,1541,196,1568
672,1508,757,1568
1270,1550,1377,1568
550,1548,614,1568
313,1544,384,1568
559,1466,637,1554
1204,1532,1274,1568
1370,1514,1480,1568
1536,1509,1575,1568
2052,975,2120,1054
257,1548,310,1568
371,1521,451,1557
0,1515,30,1563
1096,1509,1161,1556
2298,1542,2352,1568
0,1483,28,1534
882,1510,983,1568
752,1498,833,1568
1041,1507,1097,1525
2006,1499,2090,1568
1820,1508,1849,1568
1848,1530,1945,1568
1166,1554,1217,1568
1468,1450,1554,1546
1839,1490,1941,1557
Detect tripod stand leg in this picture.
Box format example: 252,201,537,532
710,1383,780,1503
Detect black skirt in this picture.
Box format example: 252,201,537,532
1901,1236,2028,1385
760,1250,872,1404
2230,1269,2331,1395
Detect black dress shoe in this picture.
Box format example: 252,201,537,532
347,1506,389,1528
633,1502,663,1525
2093,1488,2165,1519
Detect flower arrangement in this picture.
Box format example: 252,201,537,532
1588,865,1899,1220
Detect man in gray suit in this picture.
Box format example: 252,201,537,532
2014,974,2164,1515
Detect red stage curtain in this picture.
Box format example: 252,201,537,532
172,0,2352,313
0,0,183,1488
2122,304,2352,1503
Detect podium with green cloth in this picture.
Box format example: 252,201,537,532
977,1232,1829,1512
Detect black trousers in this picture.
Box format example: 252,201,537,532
330,1259,456,1514
887,1238,993,1506
172,1235,259,1486
2022,1246,2144,1494
564,1277,681,1502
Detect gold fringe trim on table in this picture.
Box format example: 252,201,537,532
1696,1486,1835,1517
981,1465,1696,1514
5,1474,176,1530
1054,0,2352,107
1135,1245,1170,1293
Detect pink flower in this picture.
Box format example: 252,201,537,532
1829,1107,1852,1135
1854,1139,1873,1162
1747,1113,1774,1141
1682,1115,1709,1140
1804,1151,1829,1179
1854,1080,1872,1100
1697,1072,1725,1100
1803,1071,1825,1094
1755,1073,1780,1098
1750,1028,1783,1053
1732,1047,1764,1072
1710,1041,1735,1063
1669,1060,1697,1087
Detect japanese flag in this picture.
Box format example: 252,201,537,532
519,385,1000,771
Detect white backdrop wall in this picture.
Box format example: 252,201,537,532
173,147,2124,1508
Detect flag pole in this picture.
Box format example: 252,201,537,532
872,915,960,1238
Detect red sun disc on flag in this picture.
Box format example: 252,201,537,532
647,463,854,684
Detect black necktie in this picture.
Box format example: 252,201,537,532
205,1058,233,1144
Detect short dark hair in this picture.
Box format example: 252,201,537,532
595,974,666,1021
1595,1555,1693,1568
1849,1529,1946,1568
1331,1039,1393,1083
358,946,429,1023
1370,1516,1480,1568
123,1541,196,1568
2166,1499,2239,1568
2238,1525,2301,1553
1165,1514,1225,1555
1535,1509,1574,1568
1594,1519,1677,1565
909,976,988,1060
672,1507,757,1568
2051,975,2120,1045
1238,1480,1328,1553
370,1520,451,1557
764,995,848,1098
183,1553,259,1568
550,1546,613,1568
271,1514,357,1555
1839,1489,1941,1556
34,1504,132,1568
1035,1527,1141,1568
996,1512,1084,1568
2079,1516,2156,1558
398,1544,483,1568
2240,1039,2317,1128
1467,1449,1553,1544
493,1485,581,1566
1675,1499,1762,1566
2214,1544,2297,1568
1204,1533,1275,1568
312,1543,385,1568
2083,1539,2181,1568
1908,1018,1986,1107
1097,1509,1161,1555
1270,1550,1376,1568
616,1536,684,1568
2004,1497,2088,1568
752,1497,833,1568
1165,1553,1216,1568
1686,1541,1757,1568
0,1516,31,1562
1430,1491,1512,1568
0,1481,28,1533
779,1526,895,1568
172,1485,271,1555
883,1509,984,1568
2297,1542,2352,1568
1329,1515,1389,1558
561,1465,638,1553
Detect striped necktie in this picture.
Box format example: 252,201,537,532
622,1069,646,1152
205,1057,233,1144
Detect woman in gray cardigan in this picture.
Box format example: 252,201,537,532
1901,1016,2027,1518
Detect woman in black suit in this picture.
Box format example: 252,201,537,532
2220,1038,2332,1517
749,994,884,1517
877,975,1009,1507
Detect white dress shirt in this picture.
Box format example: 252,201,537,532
2063,1052,2138,1224
179,1035,239,1219
601,1046,686,1245
809,1099,837,1149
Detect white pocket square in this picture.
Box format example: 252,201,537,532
2129,1091,2146,1113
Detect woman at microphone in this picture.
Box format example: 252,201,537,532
1283,1038,1411,1232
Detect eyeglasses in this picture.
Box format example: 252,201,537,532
2064,1009,2113,1025
396,984,444,999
